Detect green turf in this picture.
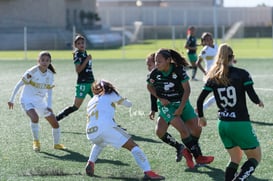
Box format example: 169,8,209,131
1,55,273,180
0,38,272,60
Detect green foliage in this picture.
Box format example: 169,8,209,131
1,49,273,180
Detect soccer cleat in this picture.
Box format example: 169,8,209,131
54,144,66,150
33,140,40,152
182,148,195,169
85,161,95,176
176,144,184,162
195,155,214,165
143,171,165,180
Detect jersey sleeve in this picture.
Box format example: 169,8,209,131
73,51,81,65
177,66,190,83
242,70,260,104
22,69,32,84
111,93,132,108
9,80,24,103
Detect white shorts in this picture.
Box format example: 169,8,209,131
21,99,51,117
86,125,131,149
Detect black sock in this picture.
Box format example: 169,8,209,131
56,105,78,121
191,135,202,156
182,136,202,158
234,158,258,181
160,132,181,150
225,162,239,181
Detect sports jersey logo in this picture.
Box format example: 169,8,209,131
164,82,174,91
156,75,161,80
172,73,177,79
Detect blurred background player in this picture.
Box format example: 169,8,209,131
184,26,198,81
85,80,165,180
196,32,218,110
8,51,65,151
56,34,95,121
196,43,263,181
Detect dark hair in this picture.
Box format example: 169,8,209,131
92,80,119,95
201,32,213,45
39,51,56,74
156,48,189,67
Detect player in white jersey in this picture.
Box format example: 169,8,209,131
196,32,218,110
8,51,65,152
85,80,164,180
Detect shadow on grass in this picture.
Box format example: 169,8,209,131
92,175,142,181
185,165,270,181
41,149,88,162
61,131,85,135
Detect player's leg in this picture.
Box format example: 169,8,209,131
86,144,104,176
225,147,242,181
45,109,66,149
156,117,185,162
26,108,40,151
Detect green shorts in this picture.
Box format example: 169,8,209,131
187,53,197,62
218,120,260,150
75,83,93,99
158,100,197,123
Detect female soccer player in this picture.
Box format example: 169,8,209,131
85,80,165,180
196,32,218,110
56,34,95,121
184,26,198,81
146,53,186,163
8,51,65,151
196,43,263,181
147,48,214,168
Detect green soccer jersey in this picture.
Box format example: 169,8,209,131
74,50,94,84
147,64,189,102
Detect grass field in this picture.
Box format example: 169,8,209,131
1,39,273,181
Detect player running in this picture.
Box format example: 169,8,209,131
196,43,263,181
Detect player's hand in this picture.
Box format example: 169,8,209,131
8,102,14,109
159,98,169,106
258,100,264,108
149,111,156,120
198,117,207,127
87,54,92,60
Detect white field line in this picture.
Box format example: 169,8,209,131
255,88,273,92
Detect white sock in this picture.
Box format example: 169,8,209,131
203,96,216,110
30,122,39,141
89,144,104,163
131,146,151,172
52,128,60,144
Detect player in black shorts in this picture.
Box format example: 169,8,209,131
196,43,264,181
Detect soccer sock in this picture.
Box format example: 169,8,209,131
56,105,78,121
203,96,216,110
192,67,197,79
234,158,258,180
52,128,60,144
225,162,239,181
160,132,181,150
182,136,202,158
30,122,39,141
89,144,104,163
191,135,202,155
131,146,151,172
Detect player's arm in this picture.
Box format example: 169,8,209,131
245,84,264,108
8,80,24,109
196,56,206,75
196,88,211,127
149,94,158,120
75,54,92,73
175,81,190,116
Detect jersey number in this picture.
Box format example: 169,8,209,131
217,86,237,107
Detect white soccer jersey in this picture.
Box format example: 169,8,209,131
20,65,54,102
86,92,132,148
199,44,218,71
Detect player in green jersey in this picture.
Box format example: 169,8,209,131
196,43,264,181
147,48,214,168
56,34,95,121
